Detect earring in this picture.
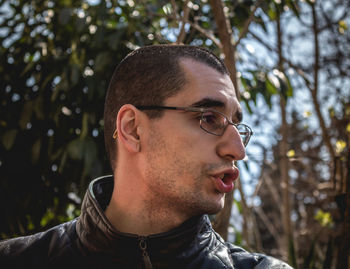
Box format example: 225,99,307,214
112,129,118,139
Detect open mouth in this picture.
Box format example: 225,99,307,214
212,168,239,193
220,173,233,184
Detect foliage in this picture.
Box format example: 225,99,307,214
240,0,350,267
0,0,169,237
0,0,267,238
314,209,333,228
1,0,349,268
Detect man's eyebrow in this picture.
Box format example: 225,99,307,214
190,98,225,108
190,97,243,123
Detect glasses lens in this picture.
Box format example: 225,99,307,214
199,110,252,146
236,124,251,146
200,110,226,135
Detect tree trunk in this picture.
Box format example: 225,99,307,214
209,0,239,98
276,7,294,264
208,0,239,241
212,190,234,240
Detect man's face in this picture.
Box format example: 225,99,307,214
141,58,246,218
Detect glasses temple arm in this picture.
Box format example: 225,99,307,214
136,105,179,110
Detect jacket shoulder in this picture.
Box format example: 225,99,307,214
0,219,78,266
191,217,293,269
225,242,293,269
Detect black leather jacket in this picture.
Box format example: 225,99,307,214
0,176,292,268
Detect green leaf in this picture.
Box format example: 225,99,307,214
20,61,35,76
243,158,250,169
267,4,277,20
59,8,72,25
26,215,35,231
2,129,18,150
70,64,80,86
108,30,124,50
243,98,253,114
58,150,68,173
75,17,86,32
67,138,84,160
31,139,41,165
19,100,33,130
287,0,300,18
335,140,347,154
284,73,294,97
265,76,278,95
234,200,242,214
94,52,112,73
82,137,98,177
314,209,333,227
346,123,350,133
287,149,295,158
240,77,248,90
34,96,45,120
40,209,55,227
257,14,268,33
80,113,89,139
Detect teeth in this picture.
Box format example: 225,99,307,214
220,174,225,180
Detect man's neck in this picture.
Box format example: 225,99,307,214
104,173,189,236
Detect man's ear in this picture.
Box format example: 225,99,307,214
116,104,142,153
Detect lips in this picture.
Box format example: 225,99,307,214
211,167,239,193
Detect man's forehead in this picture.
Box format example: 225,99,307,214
170,58,243,120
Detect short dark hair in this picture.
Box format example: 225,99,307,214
104,44,228,170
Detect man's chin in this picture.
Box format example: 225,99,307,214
203,197,226,215
186,193,226,216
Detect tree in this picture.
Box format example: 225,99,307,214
0,0,170,237
238,0,350,267
1,1,349,267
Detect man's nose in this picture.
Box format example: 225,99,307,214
216,124,246,161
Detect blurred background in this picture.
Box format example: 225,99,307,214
0,0,349,268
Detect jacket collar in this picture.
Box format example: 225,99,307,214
76,175,212,258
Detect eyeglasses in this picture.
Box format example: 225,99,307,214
136,105,253,147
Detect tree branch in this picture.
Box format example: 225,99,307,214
233,0,264,50
254,206,283,248
237,180,253,249
188,20,222,49
176,0,191,44
310,3,336,161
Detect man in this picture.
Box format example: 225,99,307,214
0,45,292,268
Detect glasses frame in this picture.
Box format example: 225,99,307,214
136,105,253,147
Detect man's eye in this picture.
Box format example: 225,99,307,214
202,112,219,125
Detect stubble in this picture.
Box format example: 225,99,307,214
143,126,225,219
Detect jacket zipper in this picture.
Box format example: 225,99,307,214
138,236,153,269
